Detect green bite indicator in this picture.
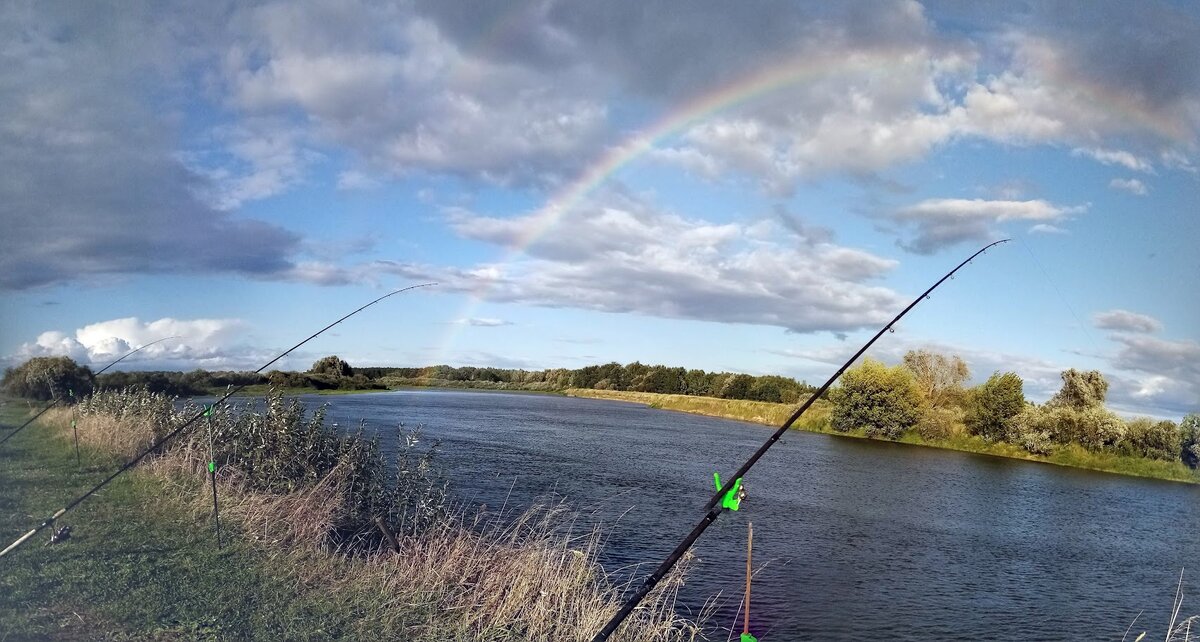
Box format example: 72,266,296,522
713,472,745,511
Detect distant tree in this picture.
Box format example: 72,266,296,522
965,372,1025,441
902,349,970,408
747,377,783,403
309,356,354,378
719,374,755,400
2,356,95,401
829,359,923,439
1181,414,1200,469
1047,368,1109,410
684,369,710,396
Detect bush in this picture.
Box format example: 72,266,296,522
80,388,448,543
1011,406,1056,455
915,406,961,441
1037,404,1127,451
2,356,95,401
830,359,923,439
1121,418,1181,461
965,372,1025,441
1181,414,1199,469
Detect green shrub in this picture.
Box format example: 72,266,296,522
2,356,95,401
915,406,961,441
80,388,447,544
1011,406,1055,455
1181,414,1199,469
1039,404,1127,451
1121,418,1181,461
965,372,1025,441
830,359,923,439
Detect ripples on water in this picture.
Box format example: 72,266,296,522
296,389,1197,641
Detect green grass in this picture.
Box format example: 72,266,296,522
568,389,1199,484
0,402,409,641
565,388,832,431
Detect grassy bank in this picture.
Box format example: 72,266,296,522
567,389,1199,484
0,393,702,641
567,387,832,429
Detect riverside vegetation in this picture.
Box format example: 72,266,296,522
5,350,1198,484
0,390,702,641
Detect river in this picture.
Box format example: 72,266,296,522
296,389,1197,641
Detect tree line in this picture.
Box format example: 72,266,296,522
4,353,1196,471
830,351,1198,469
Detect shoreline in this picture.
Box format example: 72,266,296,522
564,388,1200,485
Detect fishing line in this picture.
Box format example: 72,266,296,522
590,240,1009,641
0,336,180,450
0,283,435,559
1017,236,1106,356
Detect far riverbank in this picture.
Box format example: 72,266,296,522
564,388,1200,484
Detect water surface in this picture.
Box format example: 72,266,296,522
300,389,1197,640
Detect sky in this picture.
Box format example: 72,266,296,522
1,0,1198,419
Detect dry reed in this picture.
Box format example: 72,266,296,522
44,390,705,641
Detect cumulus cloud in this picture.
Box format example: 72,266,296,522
1107,333,1200,416
221,1,609,187
395,189,905,334
1108,178,1149,196
6,0,1200,292
888,198,1085,254
1094,309,1163,334
1075,309,1200,416
0,3,315,290
1073,148,1154,173
8,317,272,371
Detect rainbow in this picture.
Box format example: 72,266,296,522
431,36,1181,365
431,47,920,365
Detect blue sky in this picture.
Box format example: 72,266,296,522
2,0,1197,418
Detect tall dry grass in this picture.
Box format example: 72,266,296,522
47,389,705,641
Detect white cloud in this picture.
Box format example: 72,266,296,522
1093,309,1163,334
1108,178,1149,196
336,170,382,190
889,198,1085,254
9,317,271,371
1080,310,1200,416
1073,148,1154,173
1029,223,1067,234
453,318,514,327
222,5,609,187
1107,333,1200,416
399,189,905,334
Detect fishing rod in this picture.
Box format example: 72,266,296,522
0,336,180,449
590,240,1008,641
0,283,435,559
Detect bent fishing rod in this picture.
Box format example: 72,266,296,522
0,283,435,559
0,336,180,449
590,240,1008,641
